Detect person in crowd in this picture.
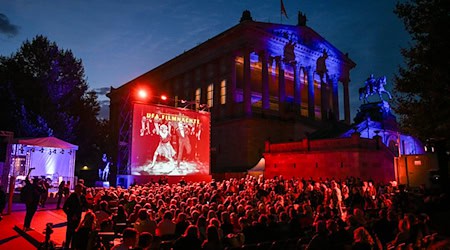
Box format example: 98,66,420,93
0,185,6,221
63,183,87,249
196,215,208,242
111,228,139,250
22,168,43,231
201,225,223,250
128,204,143,223
39,178,50,208
56,180,66,209
352,226,375,250
136,232,153,250
174,212,190,237
95,200,111,229
134,208,157,235
389,218,411,248
112,204,128,224
156,210,176,240
65,181,71,194
112,204,129,233
72,210,96,250
306,220,330,250
62,175,442,250
372,209,396,246
173,224,202,250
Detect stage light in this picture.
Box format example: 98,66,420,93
60,149,64,154
137,89,148,99
161,95,168,101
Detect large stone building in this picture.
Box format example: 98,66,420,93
108,11,356,175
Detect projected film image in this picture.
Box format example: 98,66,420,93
131,103,210,176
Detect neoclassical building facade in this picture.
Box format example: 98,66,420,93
108,11,356,175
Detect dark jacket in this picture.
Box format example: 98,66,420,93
63,193,87,225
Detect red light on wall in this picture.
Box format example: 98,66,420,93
160,95,168,101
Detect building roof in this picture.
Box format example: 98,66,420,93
109,10,356,97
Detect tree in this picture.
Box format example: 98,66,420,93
0,35,104,167
393,0,450,144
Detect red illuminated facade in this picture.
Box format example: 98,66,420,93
108,11,356,175
264,132,395,183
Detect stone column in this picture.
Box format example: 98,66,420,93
243,49,252,116
260,51,270,110
277,57,285,113
331,76,339,120
320,78,328,120
293,62,301,106
343,80,350,124
307,67,315,119
212,60,220,115
227,54,237,117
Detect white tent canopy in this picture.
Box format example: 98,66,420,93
248,157,265,177
12,137,78,186
17,137,78,150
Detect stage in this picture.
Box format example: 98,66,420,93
116,174,212,187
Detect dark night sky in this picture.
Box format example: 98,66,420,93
0,1,410,120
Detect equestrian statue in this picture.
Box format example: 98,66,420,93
359,74,392,103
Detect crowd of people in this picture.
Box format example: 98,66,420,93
54,174,446,250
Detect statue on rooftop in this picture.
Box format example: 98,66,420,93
359,74,392,103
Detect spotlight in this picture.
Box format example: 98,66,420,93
60,149,64,154
137,89,148,99
39,148,44,153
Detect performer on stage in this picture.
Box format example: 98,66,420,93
175,121,192,168
150,121,176,170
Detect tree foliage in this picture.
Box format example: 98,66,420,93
0,35,107,167
393,0,450,143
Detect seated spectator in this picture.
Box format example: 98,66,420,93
173,225,202,250
128,204,142,224
136,232,153,250
134,208,157,235
174,212,190,237
389,218,410,248
201,225,224,250
352,226,375,250
196,215,208,242
220,211,234,236
95,200,111,229
112,228,139,250
112,204,128,224
156,211,176,239
306,220,330,250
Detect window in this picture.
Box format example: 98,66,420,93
220,80,226,104
207,83,214,107
195,88,201,110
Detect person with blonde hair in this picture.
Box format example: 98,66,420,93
72,210,97,250
352,226,374,250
